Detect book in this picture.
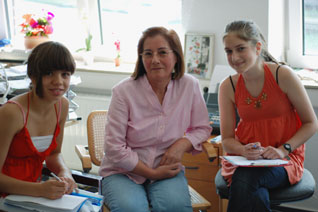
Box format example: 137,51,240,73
222,156,290,167
3,189,103,212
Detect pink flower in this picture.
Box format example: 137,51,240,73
114,40,120,51
21,10,54,37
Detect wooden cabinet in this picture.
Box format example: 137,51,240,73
182,141,223,212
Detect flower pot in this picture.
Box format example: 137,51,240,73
24,36,50,50
81,51,94,66
115,57,120,67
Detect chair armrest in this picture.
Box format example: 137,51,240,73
75,144,92,173
202,141,218,162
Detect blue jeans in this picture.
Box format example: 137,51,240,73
102,171,192,212
227,167,290,212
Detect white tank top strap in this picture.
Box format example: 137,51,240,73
57,99,62,121
6,100,26,125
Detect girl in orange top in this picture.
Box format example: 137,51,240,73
0,41,77,199
219,20,318,212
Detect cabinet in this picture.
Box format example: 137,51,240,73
182,140,223,212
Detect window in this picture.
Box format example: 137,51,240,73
98,0,182,62
303,0,318,56
4,0,182,63
288,0,318,68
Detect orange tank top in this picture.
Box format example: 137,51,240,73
1,94,61,197
221,64,304,185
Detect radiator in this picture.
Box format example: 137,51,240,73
62,93,111,174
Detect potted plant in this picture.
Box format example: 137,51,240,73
20,10,54,49
76,34,94,65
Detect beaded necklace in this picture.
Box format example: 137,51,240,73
245,92,267,108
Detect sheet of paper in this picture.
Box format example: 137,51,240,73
208,64,236,93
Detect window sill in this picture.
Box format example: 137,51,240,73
75,61,134,75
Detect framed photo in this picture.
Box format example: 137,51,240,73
184,33,215,79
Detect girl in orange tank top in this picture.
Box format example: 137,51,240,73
0,41,77,199
219,20,318,212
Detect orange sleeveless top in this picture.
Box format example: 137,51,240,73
1,94,61,197
221,64,304,185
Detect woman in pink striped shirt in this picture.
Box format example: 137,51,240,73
99,26,212,211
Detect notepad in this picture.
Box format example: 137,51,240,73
3,189,103,212
222,156,290,167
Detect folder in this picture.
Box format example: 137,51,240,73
222,156,290,167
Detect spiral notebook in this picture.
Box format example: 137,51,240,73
222,156,290,167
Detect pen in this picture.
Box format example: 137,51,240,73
50,172,62,182
252,144,260,149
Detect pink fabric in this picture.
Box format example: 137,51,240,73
99,74,212,184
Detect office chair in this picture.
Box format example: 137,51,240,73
214,167,316,212
75,110,211,212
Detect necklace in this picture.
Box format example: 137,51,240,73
245,92,267,108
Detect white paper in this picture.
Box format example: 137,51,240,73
4,194,87,212
223,156,289,167
209,64,236,93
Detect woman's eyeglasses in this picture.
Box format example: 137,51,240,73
140,49,173,59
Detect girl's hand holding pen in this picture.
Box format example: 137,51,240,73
50,172,78,195
243,142,264,160
40,178,66,200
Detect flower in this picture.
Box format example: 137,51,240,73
114,40,120,58
114,40,120,51
20,10,54,37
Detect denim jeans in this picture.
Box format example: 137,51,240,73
227,166,290,212
102,171,192,212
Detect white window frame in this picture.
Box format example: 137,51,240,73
287,0,318,69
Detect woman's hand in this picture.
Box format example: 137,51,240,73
159,138,192,166
39,180,67,199
261,146,286,159
242,142,264,160
151,163,181,180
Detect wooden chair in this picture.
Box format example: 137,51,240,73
75,110,211,212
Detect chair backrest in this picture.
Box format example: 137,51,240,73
87,110,108,166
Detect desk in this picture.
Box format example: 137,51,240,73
182,136,223,212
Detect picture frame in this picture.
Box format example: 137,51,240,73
184,33,215,79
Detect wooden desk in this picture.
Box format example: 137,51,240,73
182,136,223,212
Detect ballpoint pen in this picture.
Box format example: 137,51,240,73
51,172,79,193
50,172,62,182
252,144,260,149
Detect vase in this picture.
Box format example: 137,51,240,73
81,51,94,66
115,56,120,67
24,36,50,50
